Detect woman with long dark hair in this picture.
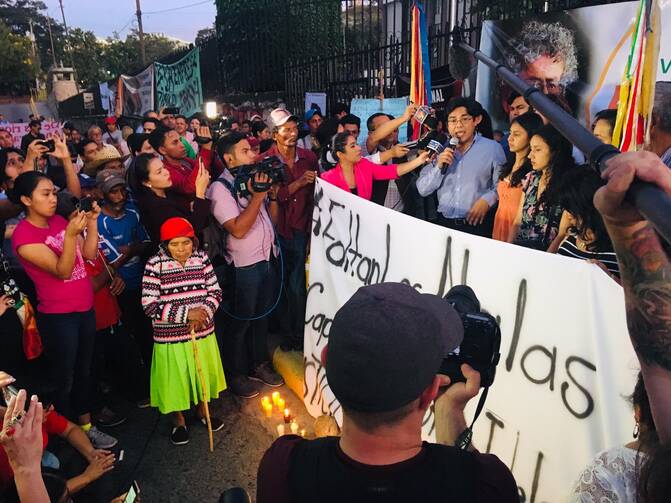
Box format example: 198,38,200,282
492,112,543,241
320,132,429,200
8,171,116,449
508,125,575,250
129,153,210,246
556,167,619,279
571,372,658,502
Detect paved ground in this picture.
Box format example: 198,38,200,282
104,360,312,503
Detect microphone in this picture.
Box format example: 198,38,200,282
439,137,459,175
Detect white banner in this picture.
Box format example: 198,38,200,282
120,65,155,116
5,120,63,149
305,179,639,501
99,82,115,116
475,1,671,129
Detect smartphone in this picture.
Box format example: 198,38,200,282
123,481,140,503
37,139,56,153
77,196,94,213
163,106,180,115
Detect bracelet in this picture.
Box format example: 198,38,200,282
454,427,472,450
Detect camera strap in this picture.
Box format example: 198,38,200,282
454,386,490,451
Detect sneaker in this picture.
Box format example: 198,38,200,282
136,398,151,409
229,375,260,399
170,425,189,445
95,407,127,427
249,362,284,387
200,416,224,432
87,426,118,449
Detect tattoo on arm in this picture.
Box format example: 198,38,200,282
614,224,671,371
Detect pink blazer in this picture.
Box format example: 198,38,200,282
320,158,398,201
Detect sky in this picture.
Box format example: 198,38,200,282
42,0,216,43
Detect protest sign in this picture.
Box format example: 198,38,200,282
120,65,155,116
155,49,203,117
350,97,409,144
475,1,671,129
99,82,116,116
305,92,327,116
305,178,638,501
5,121,63,149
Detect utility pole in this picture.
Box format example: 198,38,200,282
58,0,79,91
136,0,147,66
45,17,57,67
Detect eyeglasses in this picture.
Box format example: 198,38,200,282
447,116,474,126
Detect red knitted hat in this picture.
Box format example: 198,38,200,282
160,217,195,242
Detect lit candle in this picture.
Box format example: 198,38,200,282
263,402,273,418
271,392,280,405
261,396,270,406
300,429,306,438
277,398,286,410
283,408,291,424
290,421,299,434
276,424,285,437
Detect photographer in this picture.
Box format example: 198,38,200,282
147,125,222,208
256,282,517,502
208,132,284,399
416,97,506,237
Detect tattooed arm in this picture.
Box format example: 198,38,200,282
594,151,671,442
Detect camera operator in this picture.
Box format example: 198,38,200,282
256,282,518,502
416,97,506,237
208,132,284,399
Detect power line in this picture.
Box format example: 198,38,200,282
143,0,212,15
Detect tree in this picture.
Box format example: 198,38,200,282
195,26,215,46
102,30,181,77
0,19,39,94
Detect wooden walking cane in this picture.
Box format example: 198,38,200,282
190,328,214,452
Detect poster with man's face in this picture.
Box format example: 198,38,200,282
475,1,671,129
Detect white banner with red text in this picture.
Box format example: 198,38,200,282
305,178,638,501
5,121,63,149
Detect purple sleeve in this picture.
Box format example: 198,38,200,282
256,435,303,503
473,453,519,503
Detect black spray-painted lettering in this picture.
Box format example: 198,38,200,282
561,357,597,419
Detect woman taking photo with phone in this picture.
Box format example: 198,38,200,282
9,171,116,449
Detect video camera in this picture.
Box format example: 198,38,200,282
231,156,287,198
195,116,237,145
439,285,501,388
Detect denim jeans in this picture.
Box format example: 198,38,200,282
37,309,96,419
223,259,277,377
278,232,307,340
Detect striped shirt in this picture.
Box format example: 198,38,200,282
141,248,222,344
557,235,620,279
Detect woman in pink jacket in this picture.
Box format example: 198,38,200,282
321,132,429,200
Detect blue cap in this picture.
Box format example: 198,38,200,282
78,174,96,189
305,109,322,122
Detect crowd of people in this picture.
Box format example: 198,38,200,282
0,76,669,502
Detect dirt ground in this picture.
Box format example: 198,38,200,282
104,369,313,503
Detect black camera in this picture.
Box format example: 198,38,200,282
232,156,287,198
439,285,501,388
37,139,55,153
76,196,94,213
195,116,237,145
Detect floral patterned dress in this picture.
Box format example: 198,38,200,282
515,170,562,250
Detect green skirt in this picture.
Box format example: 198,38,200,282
150,333,227,414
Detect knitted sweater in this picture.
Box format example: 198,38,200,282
141,248,222,344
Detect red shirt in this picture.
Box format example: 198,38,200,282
259,145,318,239
0,410,68,491
163,147,223,208
85,255,121,330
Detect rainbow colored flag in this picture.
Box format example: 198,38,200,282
612,0,661,151
410,2,431,138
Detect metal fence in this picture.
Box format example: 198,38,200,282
203,0,627,111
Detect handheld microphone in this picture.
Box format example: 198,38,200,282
439,137,459,175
